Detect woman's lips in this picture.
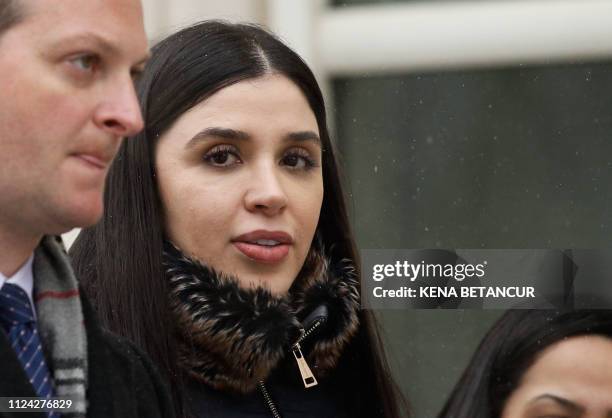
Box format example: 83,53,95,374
232,230,293,264
233,242,290,264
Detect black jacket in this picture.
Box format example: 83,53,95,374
186,365,349,418
0,292,175,418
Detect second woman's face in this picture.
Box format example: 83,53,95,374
156,74,324,294
501,335,612,418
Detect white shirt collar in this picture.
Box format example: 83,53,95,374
0,254,35,313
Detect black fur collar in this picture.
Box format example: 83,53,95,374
163,242,360,394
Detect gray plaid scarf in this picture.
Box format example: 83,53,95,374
33,236,88,417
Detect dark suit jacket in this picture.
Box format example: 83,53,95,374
0,292,175,418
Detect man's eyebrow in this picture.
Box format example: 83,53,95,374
529,394,584,414
185,127,250,149
50,32,120,55
284,131,321,144
50,32,150,66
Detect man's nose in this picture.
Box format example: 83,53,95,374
93,76,144,137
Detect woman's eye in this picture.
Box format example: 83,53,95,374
281,150,317,170
69,54,100,72
203,146,241,167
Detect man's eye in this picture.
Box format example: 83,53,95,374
70,54,100,72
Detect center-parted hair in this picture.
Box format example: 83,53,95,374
70,21,407,418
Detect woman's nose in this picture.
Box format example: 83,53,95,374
244,165,288,216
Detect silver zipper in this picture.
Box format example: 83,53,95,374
258,318,325,416
258,381,282,418
292,342,318,388
296,319,323,344
292,319,323,388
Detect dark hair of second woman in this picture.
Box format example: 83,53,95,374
70,21,407,418
437,309,612,418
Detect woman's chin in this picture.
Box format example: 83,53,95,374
234,273,292,296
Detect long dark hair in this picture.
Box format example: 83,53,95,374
438,309,612,418
70,21,406,418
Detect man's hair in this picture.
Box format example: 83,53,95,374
0,0,21,36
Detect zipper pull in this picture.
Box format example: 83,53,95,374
292,343,318,388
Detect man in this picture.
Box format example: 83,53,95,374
0,0,174,417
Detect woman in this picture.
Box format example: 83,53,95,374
70,21,406,418
438,309,612,418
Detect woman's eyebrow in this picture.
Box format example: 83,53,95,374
185,127,250,149
284,131,321,144
529,394,584,414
